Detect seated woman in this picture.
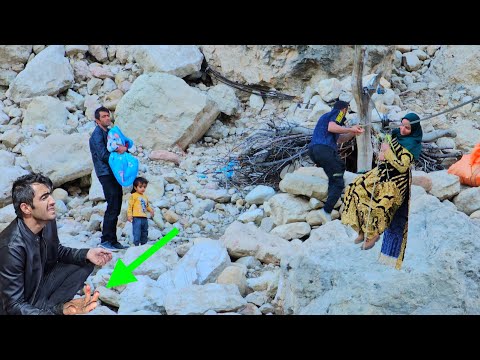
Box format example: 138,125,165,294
341,113,423,269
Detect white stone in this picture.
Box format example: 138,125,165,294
164,283,246,315
8,45,74,102
271,222,311,240
114,73,220,151
134,45,203,78
22,96,69,132
207,84,240,115
23,132,93,187
0,166,30,206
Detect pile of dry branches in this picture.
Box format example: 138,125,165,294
228,119,312,188
415,143,462,172
214,119,460,188
215,119,354,188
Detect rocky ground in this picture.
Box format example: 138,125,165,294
1,45,480,314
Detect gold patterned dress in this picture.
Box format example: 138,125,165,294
341,137,413,239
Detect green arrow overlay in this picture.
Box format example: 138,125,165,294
106,227,179,288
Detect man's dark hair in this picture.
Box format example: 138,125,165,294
333,100,349,110
131,177,149,193
12,173,53,218
94,106,110,121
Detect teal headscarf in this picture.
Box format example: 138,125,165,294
392,113,423,160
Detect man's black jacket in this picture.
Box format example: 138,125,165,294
0,218,89,315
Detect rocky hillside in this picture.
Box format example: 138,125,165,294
0,45,479,315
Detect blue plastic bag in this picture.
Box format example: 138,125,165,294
108,126,139,187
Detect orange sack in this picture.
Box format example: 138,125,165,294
448,143,480,187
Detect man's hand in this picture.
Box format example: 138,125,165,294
86,248,112,266
63,284,100,315
127,216,133,222
116,145,128,154
350,125,364,135
378,152,385,161
149,209,155,217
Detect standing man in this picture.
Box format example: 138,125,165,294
89,106,128,251
308,100,364,222
0,173,112,315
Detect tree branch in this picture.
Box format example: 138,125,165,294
422,129,457,142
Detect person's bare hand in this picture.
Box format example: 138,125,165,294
63,284,100,315
380,142,390,152
351,125,364,135
378,152,385,161
127,216,133,222
86,248,112,266
117,145,127,154
149,209,155,217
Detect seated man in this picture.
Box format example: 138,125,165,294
0,173,112,315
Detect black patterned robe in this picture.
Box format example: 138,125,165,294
341,137,413,240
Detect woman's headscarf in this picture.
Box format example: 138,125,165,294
392,112,423,160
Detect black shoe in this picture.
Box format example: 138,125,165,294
111,242,129,250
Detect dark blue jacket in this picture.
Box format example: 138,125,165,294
89,125,113,177
309,109,346,151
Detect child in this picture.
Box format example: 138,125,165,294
127,177,155,246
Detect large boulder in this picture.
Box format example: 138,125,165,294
121,244,179,280
88,170,105,202
164,283,246,315
88,45,108,62
0,150,15,167
0,69,17,86
0,45,32,65
23,133,93,186
0,204,16,224
114,73,220,150
453,187,480,216
264,193,311,225
134,45,203,78
0,167,30,207
22,96,69,132
167,240,231,286
8,45,74,103
276,190,480,314
279,173,329,201
425,45,480,85
427,170,460,200
453,120,480,152
221,221,292,265
207,84,241,115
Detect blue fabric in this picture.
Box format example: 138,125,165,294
107,126,139,187
89,126,113,177
214,160,237,179
380,190,409,260
309,109,345,151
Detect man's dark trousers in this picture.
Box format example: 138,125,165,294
308,144,345,213
98,175,123,245
33,262,94,310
